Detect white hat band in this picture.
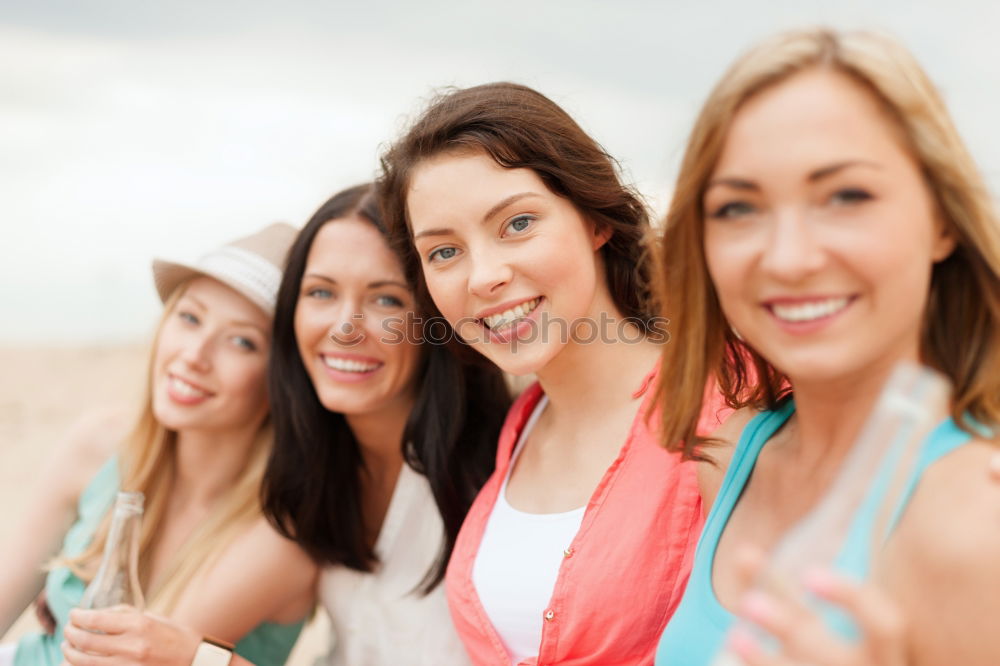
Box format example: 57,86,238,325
197,245,283,313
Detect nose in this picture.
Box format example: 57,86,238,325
180,331,213,372
758,206,827,283
467,248,513,298
328,299,366,347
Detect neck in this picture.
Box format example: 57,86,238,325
536,314,660,421
783,351,920,478
172,419,264,508
345,393,413,475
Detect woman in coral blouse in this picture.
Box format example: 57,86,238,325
380,82,723,665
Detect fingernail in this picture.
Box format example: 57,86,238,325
727,625,759,657
802,567,837,595
740,591,777,623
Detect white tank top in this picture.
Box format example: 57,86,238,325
471,396,587,663
318,463,470,665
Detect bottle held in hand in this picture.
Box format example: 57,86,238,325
79,491,145,612
712,362,951,665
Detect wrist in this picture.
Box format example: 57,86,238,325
190,635,234,666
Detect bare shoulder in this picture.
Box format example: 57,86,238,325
883,439,1000,663
44,405,134,503
173,516,319,630
697,407,759,514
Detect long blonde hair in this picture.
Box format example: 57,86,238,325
64,282,273,613
657,28,1000,459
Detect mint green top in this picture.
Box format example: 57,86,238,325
655,401,974,665
15,457,304,666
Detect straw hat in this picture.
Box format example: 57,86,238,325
152,222,298,317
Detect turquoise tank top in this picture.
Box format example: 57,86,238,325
655,401,973,665
15,457,305,666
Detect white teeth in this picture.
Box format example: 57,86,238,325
323,356,381,373
771,297,850,323
169,376,209,398
483,298,541,331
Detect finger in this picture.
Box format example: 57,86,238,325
989,452,1000,482
61,639,110,666
733,544,768,595
64,622,115,656
804,569,906,662
739,590,856,665
68,607,138,635
726,625,793,666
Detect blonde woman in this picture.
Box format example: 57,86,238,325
654,29,1000,665
0,224,317,666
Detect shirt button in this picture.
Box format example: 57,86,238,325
563,547,574,558
544,609,555,622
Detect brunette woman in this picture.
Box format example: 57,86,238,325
380,83,724,665
64,184,511,665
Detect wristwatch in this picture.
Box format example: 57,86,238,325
191,636,234,666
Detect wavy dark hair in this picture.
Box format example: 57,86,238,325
378,81,657,334
262,183,511,590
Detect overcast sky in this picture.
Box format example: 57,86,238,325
3,0,999,343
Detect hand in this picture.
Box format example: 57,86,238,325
61,606,201,666
726,549,908,666
35,589,57,635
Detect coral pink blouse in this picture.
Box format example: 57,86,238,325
446,369,724,665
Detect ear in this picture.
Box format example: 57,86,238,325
930,213,957,263
591,223,613,252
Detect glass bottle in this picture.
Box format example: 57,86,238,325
79,491,146,611
712,362,951,665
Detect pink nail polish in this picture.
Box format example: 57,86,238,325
740,591,776,623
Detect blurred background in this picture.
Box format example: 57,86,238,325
2,0,998,661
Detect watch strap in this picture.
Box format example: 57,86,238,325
191,636,234,666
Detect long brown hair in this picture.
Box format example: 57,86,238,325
262,184,510,591
63,283,273,613
378,81,658,332
657,28,1000,460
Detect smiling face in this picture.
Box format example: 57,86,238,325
151,276,271,434
406,150,610,376
703,68,955,386
294,217,422,417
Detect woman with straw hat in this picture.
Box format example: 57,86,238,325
0,223,317,666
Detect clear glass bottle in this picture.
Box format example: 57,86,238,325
79,491,146,611
712,362,951,665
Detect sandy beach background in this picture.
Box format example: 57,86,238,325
0,345,329,664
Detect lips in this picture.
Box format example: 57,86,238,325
321,354,383,374
478,297,542,332
765,296,853,323
166,373,213,405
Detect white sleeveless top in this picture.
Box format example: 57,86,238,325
472,397,587,663
317,463,470,665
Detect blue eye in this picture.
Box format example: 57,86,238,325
428,247,458,262
504,214,535,235
829,188,873,206
375,294,404,308
708,201,756,219
306,287,332,299
178,311,199,325
232,336,257,352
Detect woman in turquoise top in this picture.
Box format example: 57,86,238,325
654,29,1000,665
0,224,316,666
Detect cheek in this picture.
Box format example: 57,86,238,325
424,270,466,322
704,229,748,311
225,360,269,411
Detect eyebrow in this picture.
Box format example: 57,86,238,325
412,191,543,241
180,295,267,335
302,273,408,290
706,160,882,192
